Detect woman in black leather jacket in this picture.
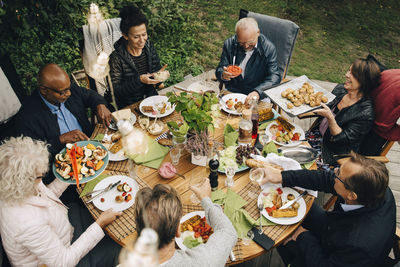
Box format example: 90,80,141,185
312,58,381,165
109,6,167,109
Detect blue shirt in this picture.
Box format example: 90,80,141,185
39,93,82,134
340,203,364,212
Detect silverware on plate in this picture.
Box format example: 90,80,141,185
84,180,121,203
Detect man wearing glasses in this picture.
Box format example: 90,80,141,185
260,152,395,266
215,17,281,103
15,63,112,172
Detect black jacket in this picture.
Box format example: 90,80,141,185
320,84,374,164
15,84,107,157
109,37,161,109
282,169,396,267
215,33,281,97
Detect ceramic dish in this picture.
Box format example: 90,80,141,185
139,95,175,118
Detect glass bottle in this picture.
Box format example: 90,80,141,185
238,109,252,144
251,96,259,139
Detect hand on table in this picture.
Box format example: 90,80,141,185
140,73,160,85
96,208,122,228
96,104,112,128
190,178,211,201
283,226,308,245
222,66,240,81
245,91,260,105
59,129,89,144
259,166,283,185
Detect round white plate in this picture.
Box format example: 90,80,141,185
175,211,205,251
102,134,127,162
257,184,306,225
92,175,139,212
187,81,219,96
220,93,247,115
109,112,137,131
266,121,305,147
139,95,175,118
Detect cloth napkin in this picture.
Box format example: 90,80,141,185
127,136,170,169
93,134,104,141
224,123,239,147
211,189,275,239
261,141,282,157
79,173,109,197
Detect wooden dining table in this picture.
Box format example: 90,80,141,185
80,71,316,265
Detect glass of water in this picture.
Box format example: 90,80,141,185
248,168,264,198
170,146,181,165
225,165,236,187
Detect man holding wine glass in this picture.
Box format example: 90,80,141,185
256,152,395,267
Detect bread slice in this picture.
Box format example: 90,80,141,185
112,109,131,121
158,138,173,146
270,208,298,218
245,159,284,170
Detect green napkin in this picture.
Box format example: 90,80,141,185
224,124,238,147
79,173,109,197
93,134,104,141
302,160,316,170
211,189,226,205
262,141,282,157
127,136,170,169
259,120,275,130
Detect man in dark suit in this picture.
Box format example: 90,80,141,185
260,152,395,267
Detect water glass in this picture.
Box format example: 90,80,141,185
170,147,181,165
189,176,206,204
259,134,271,146
225,165,236,187
248,168,264,198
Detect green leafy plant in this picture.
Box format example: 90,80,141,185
167,120,189,137
166,91,219,133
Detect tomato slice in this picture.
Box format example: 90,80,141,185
277,188,283,195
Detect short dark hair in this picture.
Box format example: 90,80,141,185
134,184,182,249
119,6,148,35
345,152,388,207
351,58,381,97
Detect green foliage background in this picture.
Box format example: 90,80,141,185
0,0,399,94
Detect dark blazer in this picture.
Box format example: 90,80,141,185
282,169,396,267
15,84,107,157
109,37,161,109
215,33,281,97
319,84,374,164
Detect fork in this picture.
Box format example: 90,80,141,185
258,203,264,234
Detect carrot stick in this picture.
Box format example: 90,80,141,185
69,145,80,189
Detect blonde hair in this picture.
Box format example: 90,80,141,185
134,184,182,249
0,136,50,203
235,17,259,33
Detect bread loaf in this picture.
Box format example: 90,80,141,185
245,159,284,170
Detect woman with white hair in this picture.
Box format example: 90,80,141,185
0,136,121,267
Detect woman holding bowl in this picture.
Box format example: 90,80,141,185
0,137,121,266
308,57,381,165
110,6,169,109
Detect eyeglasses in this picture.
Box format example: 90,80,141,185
334,167,348,188
40,84,71,96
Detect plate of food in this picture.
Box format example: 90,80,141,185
101,132,126,161
109,109,137,131
266,117,305,147
257,184,306,225
92,175,139,212
53,141,109,184
186,81,220,96
218,145,258,173
265,75,335,116
139,95,175,118
220,93,247,115
175,211,214,250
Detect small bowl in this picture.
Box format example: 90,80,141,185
153,70,169,82
147,121,165,135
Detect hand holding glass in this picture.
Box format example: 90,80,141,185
189,176,206,204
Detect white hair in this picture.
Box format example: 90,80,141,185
0,136,50,203
235,17,259,33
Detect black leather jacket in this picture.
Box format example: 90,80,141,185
321,84,374,164
109,37,161,109
215,33,281,97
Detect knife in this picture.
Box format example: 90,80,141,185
279,191,307,210
85,180,121,203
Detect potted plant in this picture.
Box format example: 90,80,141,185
167,91,219,166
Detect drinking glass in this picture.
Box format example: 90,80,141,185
259,134,271,147
128,159,138,179
248,168,264,198
225,165,236,187
189,176,206,204
170,146,181,165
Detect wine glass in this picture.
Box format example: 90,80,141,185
248,168,264,198
189,176,206,204
225,165,236,187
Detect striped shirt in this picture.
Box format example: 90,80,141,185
131,51,148,75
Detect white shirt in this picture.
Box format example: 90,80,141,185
340,203,364,212
238,43,258,78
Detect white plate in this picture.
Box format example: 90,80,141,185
187,81,219,96
257,184,306,225
175,211,205,251
139,95,175,118
102,134,127,161
266,120,305,147
265,75,336,116
220,93,247,115
92,175,139,212
109,112,137,131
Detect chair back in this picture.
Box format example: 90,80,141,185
239,9,299,79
